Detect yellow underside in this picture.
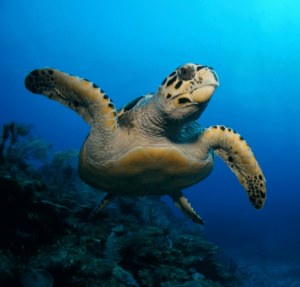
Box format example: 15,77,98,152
78,141,214,196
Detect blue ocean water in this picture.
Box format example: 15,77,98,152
1,0,300,285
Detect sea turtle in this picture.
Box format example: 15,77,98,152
24,63,266,225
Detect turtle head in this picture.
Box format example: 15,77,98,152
154,63,219,124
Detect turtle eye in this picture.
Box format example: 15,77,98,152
178,66,196,81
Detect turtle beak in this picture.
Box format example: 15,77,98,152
190,85,217,104
190,67,219,104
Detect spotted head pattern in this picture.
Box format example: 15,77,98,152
157,63,219,107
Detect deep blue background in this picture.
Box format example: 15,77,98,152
1,0,299,261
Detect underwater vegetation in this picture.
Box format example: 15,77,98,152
0,121,251,286
0,121,52,178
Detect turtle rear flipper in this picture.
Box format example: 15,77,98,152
200,125,266,210
88,194,116,219
25,68,118,133
169,191,205,225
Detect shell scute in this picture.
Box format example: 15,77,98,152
146,147,169,161
118,147,155,168
107,167,144,178
156,147,190,169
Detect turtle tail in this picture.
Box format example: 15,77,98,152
200,125,266,210
24,68,119,134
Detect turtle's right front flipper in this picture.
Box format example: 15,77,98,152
24,68,118,134
200,125,267,210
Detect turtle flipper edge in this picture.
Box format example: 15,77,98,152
169,191,205,225
200,125,267,210
24,68,119,133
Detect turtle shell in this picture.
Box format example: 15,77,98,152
117,94,153,117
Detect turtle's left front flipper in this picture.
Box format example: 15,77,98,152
200,125,266,209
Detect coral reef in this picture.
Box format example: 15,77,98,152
0,121,247,287
0,122,52,178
